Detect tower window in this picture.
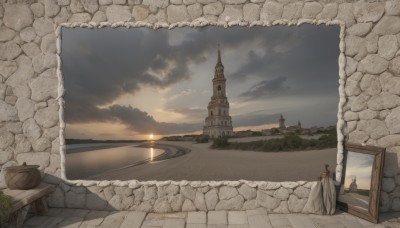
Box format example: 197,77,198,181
218,85,221,91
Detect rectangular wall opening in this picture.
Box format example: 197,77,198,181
60,24,342,182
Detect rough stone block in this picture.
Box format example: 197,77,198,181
243,3,260,22
33,17,54,37
218,5,242,22
0,41,22,61
367,93,400,111
238,184,256,200
167,5,190,23
386,107,400,134
256,190,280,211
260,1,283,22
3,5,34,31
336,3,355,27
373,16,400,35
382,178,396,193
106,5,132,23
302,2,322,19
353,2,384,23
182,199,196,211
347,23,372,37
215,195,244,211
219,186,238,200
282,2,302,21
317,3,338,20
287,195,307,213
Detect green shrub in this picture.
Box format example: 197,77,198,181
212,129,337,152
196,135,209,143
211,136,230,148
251,131,262,136
0,190,12,227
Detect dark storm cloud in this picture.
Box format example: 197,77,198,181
62,28,194,108
240,77,289,99
62,25,340,134
229,25,340,98
107,105,202,134
62,27,206,134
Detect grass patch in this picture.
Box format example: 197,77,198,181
211,129,337,152
0,190,12,226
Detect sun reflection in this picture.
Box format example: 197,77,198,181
150,148,154,161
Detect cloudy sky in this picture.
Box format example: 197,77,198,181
62,25,340,140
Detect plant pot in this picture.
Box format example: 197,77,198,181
5,163,41,190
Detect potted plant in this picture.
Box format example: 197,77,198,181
0,190,12,228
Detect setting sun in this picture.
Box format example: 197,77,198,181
149,134,154,140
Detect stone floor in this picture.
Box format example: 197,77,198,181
20,208,400,228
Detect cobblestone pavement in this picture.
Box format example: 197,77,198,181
21,208,400,228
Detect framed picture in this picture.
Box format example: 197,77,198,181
337,142,385,223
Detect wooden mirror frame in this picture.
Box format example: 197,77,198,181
337,142,385,223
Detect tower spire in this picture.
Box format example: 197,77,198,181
215,44,224,79
216,44,223,67
217,44,221,63
204,44,233,138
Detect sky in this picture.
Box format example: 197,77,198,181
344,152,374,191
61,25,340,140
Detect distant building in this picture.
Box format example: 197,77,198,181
262,115,304,135
261,129,272,136
235,130,253,137
349,176,358,192
203,46,233,138
279,115,286,129
309,127,319,134
260,115,334,136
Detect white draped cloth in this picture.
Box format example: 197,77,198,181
302,171,336,215
302,181,324,214
322,174,336,215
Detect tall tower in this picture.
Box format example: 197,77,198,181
279,115,286,129
203,46,233,138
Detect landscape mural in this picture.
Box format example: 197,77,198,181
62,25,340,181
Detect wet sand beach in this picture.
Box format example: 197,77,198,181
93,141,337,181
66,144,164,179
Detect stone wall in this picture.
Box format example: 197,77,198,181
46,180,314,213
0,0,399,213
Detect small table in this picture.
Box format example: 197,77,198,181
3,184,55,227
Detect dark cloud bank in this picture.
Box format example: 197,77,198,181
62,25,340,136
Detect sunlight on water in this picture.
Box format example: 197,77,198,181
66,144,164,179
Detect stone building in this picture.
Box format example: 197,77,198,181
349,176,358,193
279,114,286,129
203,47,233,138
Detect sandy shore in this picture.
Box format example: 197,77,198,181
94,140,337,181
67,143,190,180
